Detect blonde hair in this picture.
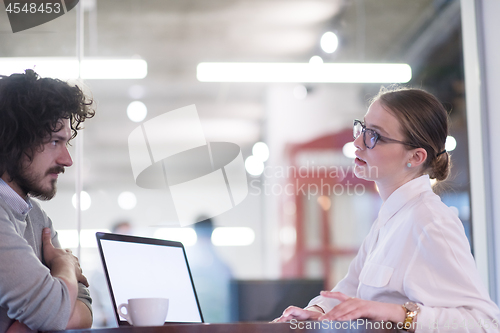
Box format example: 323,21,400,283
371,87,451,181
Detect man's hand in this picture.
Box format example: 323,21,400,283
42,228,93,329
66,301,93,329
42,228,88,287
318,291,406,325
272,306,323,323
5,321,36,333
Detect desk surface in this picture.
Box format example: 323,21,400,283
49,321,404,333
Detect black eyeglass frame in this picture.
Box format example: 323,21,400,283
353,119,419,150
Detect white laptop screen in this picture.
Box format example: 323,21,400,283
97,233,203,324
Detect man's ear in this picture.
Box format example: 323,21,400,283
408,148,427,168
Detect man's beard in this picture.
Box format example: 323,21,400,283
16,166,64,200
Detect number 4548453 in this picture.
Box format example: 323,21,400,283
5,2,62,14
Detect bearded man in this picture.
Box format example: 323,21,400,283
0,70,95,332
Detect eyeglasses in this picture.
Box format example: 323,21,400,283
353,119,418,149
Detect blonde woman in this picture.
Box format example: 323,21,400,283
275,88,500,332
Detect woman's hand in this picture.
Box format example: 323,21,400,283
318,291,406,324
272,306,323,323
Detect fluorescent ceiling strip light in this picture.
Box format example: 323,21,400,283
0,57,147,79
197,62,411,83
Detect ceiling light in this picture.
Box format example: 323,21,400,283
127,101,147,122
320,32,339,53
0,57,147,79
72,191,91,211
245,155,264,176
309,56,324,64
118,191,137,210
342,142,356,159
445,136,457,152
197,63,411,83
252,142,270,162
211,227,255,246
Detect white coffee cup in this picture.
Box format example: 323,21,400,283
118,298,169,326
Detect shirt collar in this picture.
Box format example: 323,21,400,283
376,174,432,227
0,178,32,216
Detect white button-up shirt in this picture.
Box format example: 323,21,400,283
308,175,500,332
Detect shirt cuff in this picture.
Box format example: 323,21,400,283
304,305,325,314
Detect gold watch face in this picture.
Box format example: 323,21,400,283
405,301,420,313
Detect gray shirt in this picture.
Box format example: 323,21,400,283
0,189,92,332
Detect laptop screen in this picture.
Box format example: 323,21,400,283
96,232,204,325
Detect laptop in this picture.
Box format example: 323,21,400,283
96,232,204,325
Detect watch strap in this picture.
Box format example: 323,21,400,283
402,303,418,331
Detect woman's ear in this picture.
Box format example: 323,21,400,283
408,148,427,168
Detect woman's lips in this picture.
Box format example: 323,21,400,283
355,157,367,166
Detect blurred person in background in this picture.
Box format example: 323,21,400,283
111,220,133,235
0,70,95,332
187,217,233,323
275,87,500,332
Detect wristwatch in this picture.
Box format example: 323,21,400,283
402,301,420,331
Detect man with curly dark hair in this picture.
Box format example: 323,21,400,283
0,70,95,333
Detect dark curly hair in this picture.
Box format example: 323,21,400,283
0,69,95,182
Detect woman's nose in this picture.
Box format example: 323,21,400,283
353,132,365,150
